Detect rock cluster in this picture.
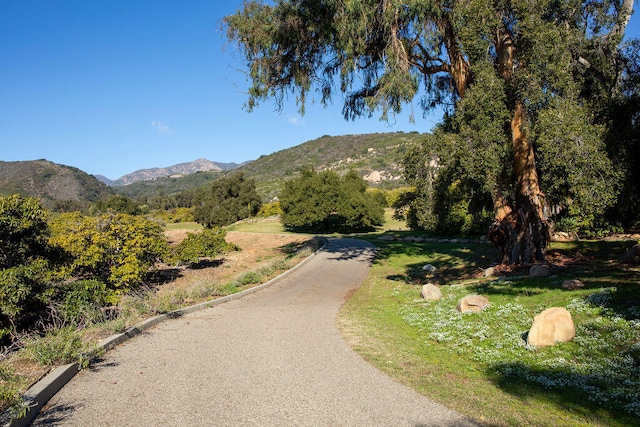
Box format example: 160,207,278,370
561,279,585,290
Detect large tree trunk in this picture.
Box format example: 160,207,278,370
488,28,552,264
489,103,551,264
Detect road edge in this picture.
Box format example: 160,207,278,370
5,239,327,427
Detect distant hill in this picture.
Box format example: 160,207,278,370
0,160,113,208
0,133,423,208
238,132,422,200
106,158,241,186
115,132,423,201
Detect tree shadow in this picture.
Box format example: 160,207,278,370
486,361,638,425
321,238,378,265
145,267,182,286
32,403,79,426
278,236,325,257
189,258,225,270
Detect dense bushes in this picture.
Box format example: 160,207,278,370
0,192,248,345
280,169,385,233
49,212,168,291
193,172,262,228
171,228,238,265
0,195,50,269
0,196,53,342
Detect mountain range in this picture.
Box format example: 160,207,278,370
96,158,243,186
0,132,422,206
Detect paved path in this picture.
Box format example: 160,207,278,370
33,238,478,426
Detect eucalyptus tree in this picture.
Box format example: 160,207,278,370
224,0,634,263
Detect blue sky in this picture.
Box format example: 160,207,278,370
1,1,639,180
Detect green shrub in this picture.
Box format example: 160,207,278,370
257,201,282,217
52,279,115,327
149,207,194,223
236,271,261,286
0,195,54,341
0,195,50,269
193,172,262,228
23,326,100,368
0,365,28,418
0,260,50,342
280,169,385,233
49,212,168,292
171,228,238,265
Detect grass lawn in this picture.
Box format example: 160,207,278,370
164,221,203,231
339,235,640,426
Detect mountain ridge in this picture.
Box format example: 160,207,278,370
0,132,423,206
0,159,113,208
97,158,244,186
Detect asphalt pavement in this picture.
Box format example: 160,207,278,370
32,238,479,426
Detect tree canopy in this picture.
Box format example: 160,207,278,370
280,168,385,232
192,172,262,228
225,0,636,263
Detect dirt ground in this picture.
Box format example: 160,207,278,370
158,230,311,293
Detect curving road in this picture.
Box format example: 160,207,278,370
33,238,478,426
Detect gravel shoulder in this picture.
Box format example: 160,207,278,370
32,238,479,426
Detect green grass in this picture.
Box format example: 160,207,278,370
381,208,409,232
0,365,28,420
165,221,203,231
224,218,290,234
339,237,640,426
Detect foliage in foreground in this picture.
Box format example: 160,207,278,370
0,196,52,343
49,212,168,292
22,326,100,368
340,238,640,426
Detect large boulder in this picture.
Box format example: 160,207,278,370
529,264,553,278
457,295,490,313
561,279,585,291
527,307,575,347
421,284,443,301
551,231,579,242
422,264,437,273
483,267,498,278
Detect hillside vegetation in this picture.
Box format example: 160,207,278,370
239,132,421,200
0,160,113,209
0,133,421,205
112,132,421,202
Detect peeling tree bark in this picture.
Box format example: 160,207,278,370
488,27,552,264
437,17,471,98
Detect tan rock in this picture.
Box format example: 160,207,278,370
561,279,585,291
483,267,498,278
551,231,579,242
421,284,443,301
457,295,489,313
527,307,575,347
529,264,553,278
